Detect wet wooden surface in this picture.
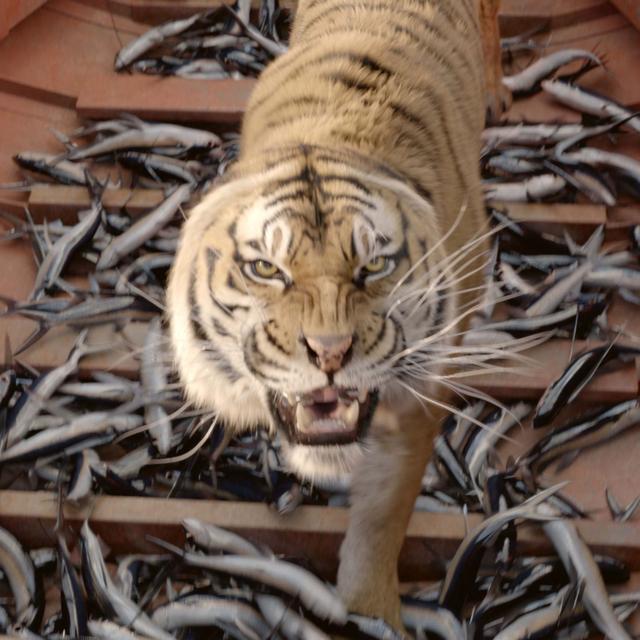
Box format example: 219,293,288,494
76,75,255,123
3,489,640,581
28,185,166,221
0,2,640,629
100,0,295,23
0,0,48,40
0,0,637,126
609,0,640,32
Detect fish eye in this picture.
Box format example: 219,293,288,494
363,256,389,274
251,259,281,279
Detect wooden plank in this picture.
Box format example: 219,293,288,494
2,490,640,581
608,205,640,227
28,185,166,222
497,406,640,523
0,0,48,41
104,0,295,23
76,74,255,124
609,0,640,32
0,0,149,106
468,339,639,402
28,187,608,226
0,196,28,214
0,235,149,377
490,202,607,225
499,0,615,35
101,0,612,28
0,91,79,186
0,317,149,378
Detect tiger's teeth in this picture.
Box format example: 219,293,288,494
344,399,360,427
296,402,312,432
358,388,368,403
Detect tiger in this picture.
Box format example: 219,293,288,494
168,0,508,629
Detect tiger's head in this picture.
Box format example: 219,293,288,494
168,145,479,480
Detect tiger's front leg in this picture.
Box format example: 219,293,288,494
336,404,443,630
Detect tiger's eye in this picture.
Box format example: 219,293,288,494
252,260,280,278
363,256,388,274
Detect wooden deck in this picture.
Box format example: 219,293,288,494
1,0,640,621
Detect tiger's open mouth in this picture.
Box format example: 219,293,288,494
270,387,378,446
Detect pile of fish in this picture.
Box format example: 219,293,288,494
1,21,640,639
2,487,640,639
1,22,640,514
484,44,640,206
12,116,238,191
113,0,286,79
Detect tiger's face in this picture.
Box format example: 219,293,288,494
168,146,461,479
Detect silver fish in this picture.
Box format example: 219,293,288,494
58,534,88,638
151,594,270,637
465,402,532,496
67,449,101,504
0,526,39,628
524,400,640,468
140,317,172,455
486,155,543,175
115,12,210,70
503,49,601,93
482,123,584,148
67,123,220,161
542,80,640,134
97,184,192,270
562,147,640,185
401,604,467,640
116,554,170,600
6,329,91,447
80,523,174,640
151,539,347,624
257,594,330,639
525,260,592,317
29,181,105,299
491,586,573,640
225,3,287,57
182,518,265,557
542,515,632,640
484,174,566,202
115,253,174,295
438,485,562,613
87,619,156,640
13,152,89,185
585,267,640,290
58,380,138,404
0,412,143,464
174,59,229,80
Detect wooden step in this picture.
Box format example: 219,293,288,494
2,490,640,581
609,0,640,33
76,75,255,124
0,0,48,41
28,185,166,222
27,186,608,225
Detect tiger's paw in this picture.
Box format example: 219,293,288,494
337,568,407,637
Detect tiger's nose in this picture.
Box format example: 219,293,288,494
304,334,353,373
